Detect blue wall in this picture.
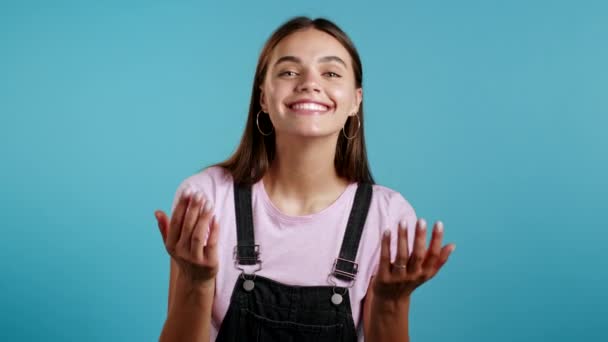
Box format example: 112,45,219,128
1,0,606,340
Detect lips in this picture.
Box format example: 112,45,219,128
287,100,332,113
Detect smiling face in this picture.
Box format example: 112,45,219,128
259,28,362,138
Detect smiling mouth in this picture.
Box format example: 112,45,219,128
288,102,331,113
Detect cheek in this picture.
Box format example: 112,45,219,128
264,83,289,106
328,87,355,109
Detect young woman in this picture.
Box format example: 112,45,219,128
154,16,456,342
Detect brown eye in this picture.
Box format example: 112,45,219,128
324,72,341,78
279,71,298,77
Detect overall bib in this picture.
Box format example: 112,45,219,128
215,182,373,342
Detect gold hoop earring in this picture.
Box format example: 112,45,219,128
256,110,273,136
342,114,360,140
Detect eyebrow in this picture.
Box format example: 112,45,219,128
274,55,347,68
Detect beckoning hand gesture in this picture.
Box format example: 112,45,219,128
372,219,456,301
154,189,220,288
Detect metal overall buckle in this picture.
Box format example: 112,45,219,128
327,257,357,305
233,244,262,292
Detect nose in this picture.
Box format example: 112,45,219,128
295,71,321,93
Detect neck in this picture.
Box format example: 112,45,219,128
263,134,350,214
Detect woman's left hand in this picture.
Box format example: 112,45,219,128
371,219,455,301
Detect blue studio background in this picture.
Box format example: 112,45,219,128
1,0,606,341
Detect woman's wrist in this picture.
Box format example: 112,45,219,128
161,282,215,342
372,293,411,315
171,278,215,312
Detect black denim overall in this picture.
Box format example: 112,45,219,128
215,182,373,342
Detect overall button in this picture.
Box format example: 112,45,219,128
331,293,343,305
243,279,255,292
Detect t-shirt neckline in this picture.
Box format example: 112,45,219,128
255,179,358,223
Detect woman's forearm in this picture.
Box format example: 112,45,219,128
159,283,214,342
366,295,411,342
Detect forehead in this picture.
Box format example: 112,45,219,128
270,28,352,66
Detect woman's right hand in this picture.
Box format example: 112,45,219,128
154,188,220,289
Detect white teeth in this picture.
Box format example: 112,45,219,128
290,103,329,111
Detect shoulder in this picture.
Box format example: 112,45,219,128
367,183,418,242
176,165,232,191
170,165,233,214
370,183,416,219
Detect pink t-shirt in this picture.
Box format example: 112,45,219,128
170,166,417,341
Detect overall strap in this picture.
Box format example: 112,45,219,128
233,182,260,266
331,182,373,283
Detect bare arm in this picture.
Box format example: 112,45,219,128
160,261,215,342
155,189,220,342
364,219,455,342
363,280,411,342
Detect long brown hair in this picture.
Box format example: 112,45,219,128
213,16,374,185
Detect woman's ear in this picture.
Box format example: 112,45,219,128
259,87,268,113
352,88,363,114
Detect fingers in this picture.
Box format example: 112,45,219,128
378,230,392,279
167,189,192,250
177,193,207,257
422,221,444,272
204,215,220,265
407,219,427,274
393,220,409,273
190,199,214,262
436,244,456,269
372,218,455,300
155,210,169,243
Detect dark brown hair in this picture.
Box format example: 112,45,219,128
213,16,374,185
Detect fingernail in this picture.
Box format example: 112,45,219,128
399,220,407,230
383,229,391,237
451,245,456,253
418,218,426,230
436,221,444,233
204,200,214,213
195,192,203,202
183,188,192,197
199,197,208,212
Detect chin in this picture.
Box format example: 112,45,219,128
281,128,338,139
